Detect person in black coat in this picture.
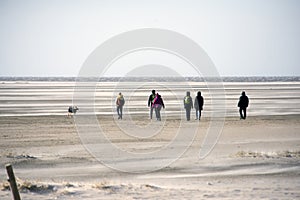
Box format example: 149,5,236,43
194,91,204,120
238,91,249,120
148,90,156,119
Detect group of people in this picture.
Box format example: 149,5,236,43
116,90,166,121
182,91,204,121
68,90,249,120
115,90,249,121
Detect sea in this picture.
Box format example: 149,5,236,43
0,76,300,117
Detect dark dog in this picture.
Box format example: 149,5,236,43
68,106,79,116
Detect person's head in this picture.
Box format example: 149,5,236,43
186,91,190,96
152,90,155,94
197,91,201,96
241,91,246,96
119,92,122,96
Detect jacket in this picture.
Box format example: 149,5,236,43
153,95,165,108
116,95,125,106
194,95,204,110
238,95,249,108
184,96,193,109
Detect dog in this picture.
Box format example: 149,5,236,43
68,106,79,117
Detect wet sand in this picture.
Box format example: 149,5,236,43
0,115,299,199
1,81,300,117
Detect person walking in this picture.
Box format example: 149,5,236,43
152,93,165,121
116,92,125,119
148,90,156,119
194,91,204,120
238,91,249,120
183,91,193,121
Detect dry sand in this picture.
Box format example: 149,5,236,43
0,115,300,199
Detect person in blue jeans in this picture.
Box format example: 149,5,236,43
116,92,125,119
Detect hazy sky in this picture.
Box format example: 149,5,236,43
0,0,299,76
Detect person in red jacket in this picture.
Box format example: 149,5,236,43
152,93,165,121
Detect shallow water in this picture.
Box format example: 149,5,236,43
0,81,300,117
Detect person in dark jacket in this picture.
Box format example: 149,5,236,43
183,91,193,121
148,90,156,119
194,91,204,120
238,91,249,120
152,93,165,121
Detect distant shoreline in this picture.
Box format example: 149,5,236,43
0,76,300,82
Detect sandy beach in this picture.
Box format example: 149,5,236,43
0,114,299,199
0,80,299,199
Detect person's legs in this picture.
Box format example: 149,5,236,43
117,106,121,119
155,107,159,120
239,108,243,119
195,109,199,120
185,109,188,120
199,110,202,120
186,108,191,121
157,106,161,121
243,108,247,119
150,106,153,119
120,106,123,119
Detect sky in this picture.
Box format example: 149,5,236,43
0,0,299,77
